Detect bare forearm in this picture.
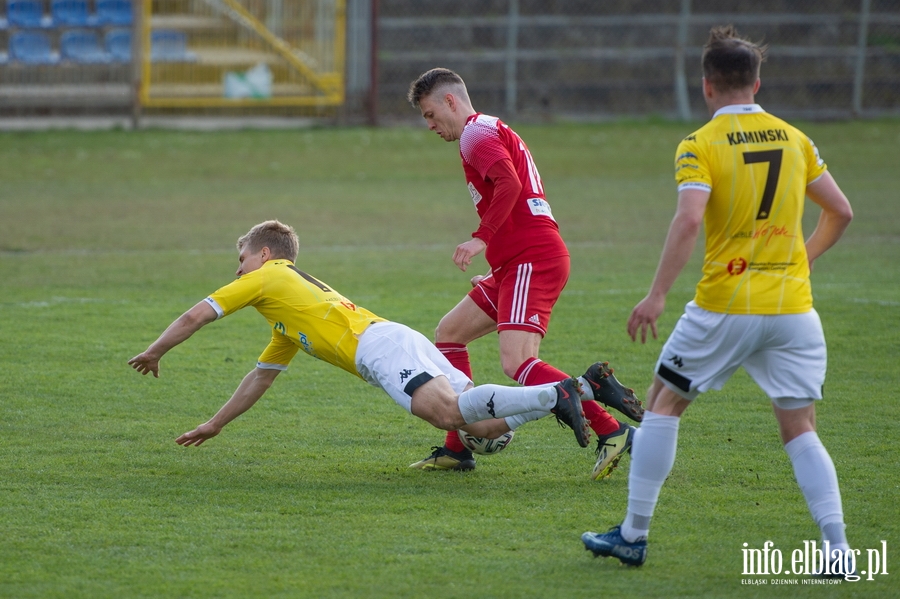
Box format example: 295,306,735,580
648,212,702,299
805,171,853,265
129,301,218,377
206,369,276,430
175,367,280,447
806,209,852,263
146,314,206,358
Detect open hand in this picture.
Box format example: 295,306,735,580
128,351,160,377
176,422,221,447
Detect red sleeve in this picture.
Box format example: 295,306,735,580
472,158,522,245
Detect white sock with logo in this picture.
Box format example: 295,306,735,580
457,383,557,424
621,411,680,543
785,431,847,550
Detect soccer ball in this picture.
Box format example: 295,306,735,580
458,429,515,455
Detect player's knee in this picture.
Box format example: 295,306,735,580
434,318,456,343
414,399,465,431
500,354,527,381
429,408,464,431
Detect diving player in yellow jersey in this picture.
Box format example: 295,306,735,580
582,26,856,577
128,220,593,450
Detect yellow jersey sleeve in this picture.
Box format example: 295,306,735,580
674,135,711,193
803,135,828,184
207,271,263,317
674,106,826,315
258,332,301,370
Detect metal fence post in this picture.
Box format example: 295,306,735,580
131,0,143,129
368,0,379,126
852,0,872,116
505,0,519,119
674,0,692,121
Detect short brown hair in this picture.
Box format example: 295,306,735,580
702,25,767,93
407,67,466,108
237,220,299,262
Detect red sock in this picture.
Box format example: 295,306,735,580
437,342,471,453
581,399,620,435
514,357,620,436
514,357,568,386
436,342,472,378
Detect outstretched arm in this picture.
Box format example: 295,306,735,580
804,171,853,270
628,188,708,343
128,301,218,377
175,367,281,446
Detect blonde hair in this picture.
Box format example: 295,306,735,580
236,220,299,261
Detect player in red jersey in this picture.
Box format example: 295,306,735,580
407,68,645,479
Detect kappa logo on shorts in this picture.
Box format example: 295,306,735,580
399,368,416,383
668,354,684,368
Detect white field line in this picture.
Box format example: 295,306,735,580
3,297,130,309
0,240,630,257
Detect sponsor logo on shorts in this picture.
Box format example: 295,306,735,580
668,354,684,368
528,314,541,325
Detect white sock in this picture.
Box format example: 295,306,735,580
457,383,557,424
504,410,546,430
621,412,680,542
785,431,846,548
575,376,593,400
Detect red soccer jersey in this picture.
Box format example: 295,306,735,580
459,113,568,268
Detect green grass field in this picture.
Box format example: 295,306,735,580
1,120,897,598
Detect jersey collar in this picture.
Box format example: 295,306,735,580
712,104,765,119
263,259,294,268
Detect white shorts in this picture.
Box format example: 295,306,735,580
655,301,826,401
355,321,473,412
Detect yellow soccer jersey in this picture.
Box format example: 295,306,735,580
674,104,827,314
204,259,386,377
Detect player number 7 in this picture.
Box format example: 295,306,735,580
742,149,783,220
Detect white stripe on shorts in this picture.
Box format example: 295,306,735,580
511,263,533,324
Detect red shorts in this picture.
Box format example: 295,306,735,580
468,254,570,336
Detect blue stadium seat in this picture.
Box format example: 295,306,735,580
96,0,132,26
9,31,60,64
51,0,99,27
105,28,131,62
7,0,52,28
151,29,197,62
61,29,111,63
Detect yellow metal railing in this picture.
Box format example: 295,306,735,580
140,0,345,109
